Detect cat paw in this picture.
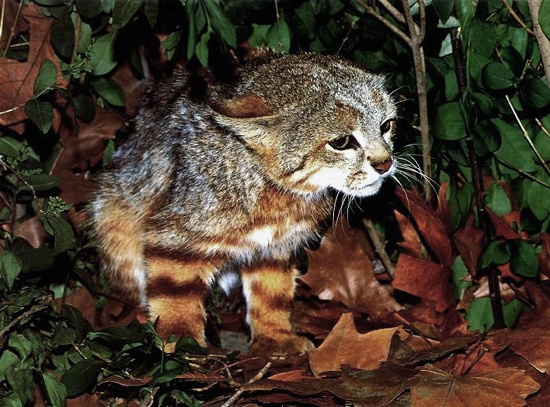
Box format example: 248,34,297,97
248,335,314,356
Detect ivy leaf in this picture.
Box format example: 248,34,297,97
88,31,118,76
203,0,236,48
509,240,538,278
434,102,466,140
60,360,105,397
482,62,515,90
112,0,142,29
34,59,57,96
91,78,125,107
42,373,67,407
24,99,54,134
0,252,22,291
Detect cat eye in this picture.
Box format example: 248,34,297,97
380,119,396,134
328,135,358,150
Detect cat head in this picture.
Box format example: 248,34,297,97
211,53,397,197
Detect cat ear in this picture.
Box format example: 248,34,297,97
211,94,279,143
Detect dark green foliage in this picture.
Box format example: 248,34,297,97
0,0,548,404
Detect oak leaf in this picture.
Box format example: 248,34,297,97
308,312,407,376
302,221,402,316
0,3,65,133
411,365,540,407
392,254,455,313
395,187,454,267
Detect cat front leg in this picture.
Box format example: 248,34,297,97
145,249,220,351
241,260,313,355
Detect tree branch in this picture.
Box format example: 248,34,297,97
501,0,535,36
527,0,550,86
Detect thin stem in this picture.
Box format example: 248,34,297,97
362,218,395,279
221,362,272,407
501,0,535,36
0,296,53,340
2,0,23,56
0,0,6,52
535,118,550,139
505,95,550,177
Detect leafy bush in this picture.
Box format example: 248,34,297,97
0,0,549,405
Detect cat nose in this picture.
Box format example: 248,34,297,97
373,158,393,174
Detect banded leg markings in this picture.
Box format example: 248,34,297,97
146,256,218,346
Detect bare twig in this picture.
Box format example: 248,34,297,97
501,0,535,36
362,218,395,279
527,0,550,86
221,362,272,407
0,103,24,116
355,0,411,44
497,159,550,188
535,118,550,139
378,0,406,24
2,0,23,56
0,0,6,50
505,95,550,177
450,28,506,330
0,296,52,340
0,157,39,203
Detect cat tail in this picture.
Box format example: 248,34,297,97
90,194,147,306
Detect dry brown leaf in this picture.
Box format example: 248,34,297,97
395,187,454,268
0,3,65,133
411,365,540,407
0,2,30,51
308,312,406,376
301,221,402,317
53,108,124,204
392,254,455,313
395,210,423,258
453,214,484,277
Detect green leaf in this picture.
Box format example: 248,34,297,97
60,360,105,397
74,93,95,122
447,181,473,230
144,0,159,28
434,102,466,140
0,252,22,291
50,7,75,60
248,24,271,49
492,118,538,172
112,0,142,29
175,336,207,354
466,297,494,333
89,326,145,343
102,140,116,168
266,17,292,53
485,182,512,217
186,1,198,60
471,92,494,116
8,333,33,360
42,214,75,255
0,393,23,407
63,305,89,343
34,59,57,96
503,299,523,328
540,0,550,40
75,0,103,18
24,99,54,134
162,29,182,50
88,31,118,76
0,350,20,381
451,255,471,299
527,174,550,221
480,240,510,268
293,2,316,40
482,62,515,90
520,78,550,108
195,31,210,67
21,174,60,191
77,22,92,53
42,373,67,407
432,0,454,23
0,137,24,157
203,0,237,48
51,324,77,347
91,78,125,107
470,20,497,58
509,240,538,278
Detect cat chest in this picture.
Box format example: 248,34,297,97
243,220,315,249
